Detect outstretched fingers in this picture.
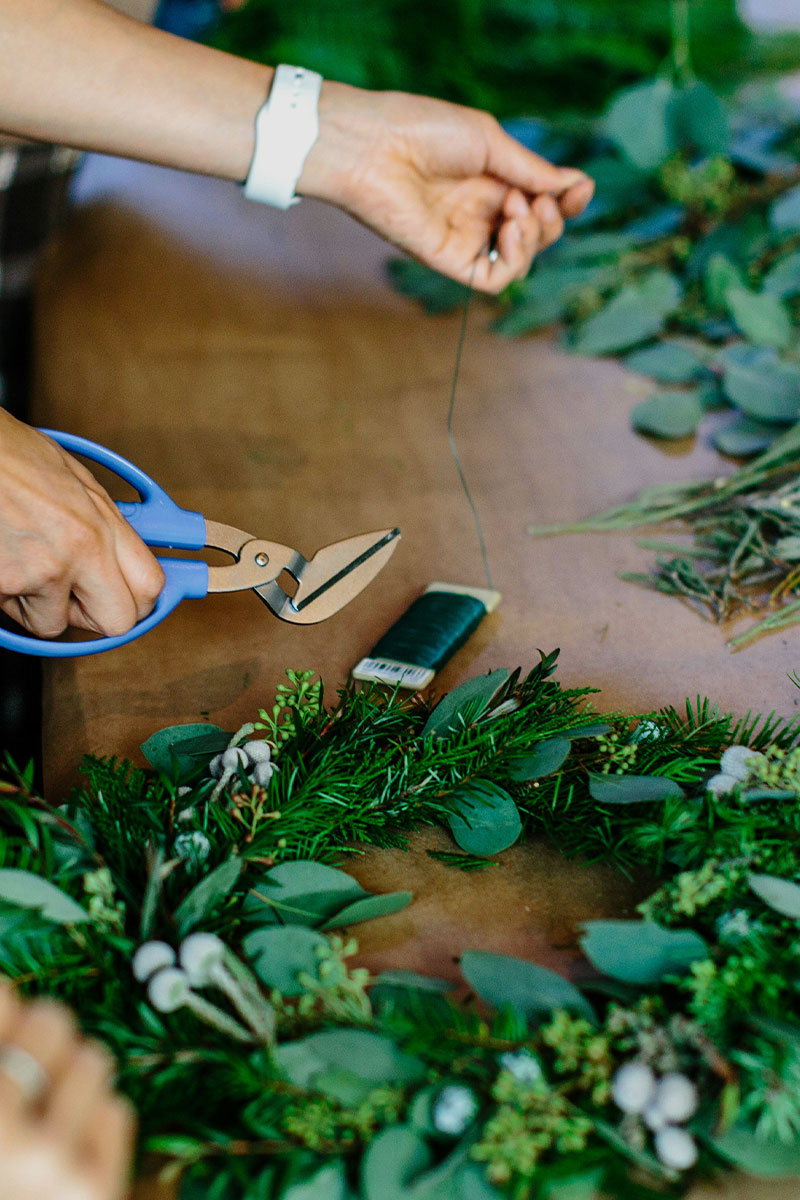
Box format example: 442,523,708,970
0,998,77,1117
484,117,593,210
82,1095,136,1200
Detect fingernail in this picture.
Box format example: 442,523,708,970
559,168,590,186
508,190,529,218
538,195,559,222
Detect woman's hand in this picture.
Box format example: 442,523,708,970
0,412,164,639
300,83,595,293
0,981,135,1200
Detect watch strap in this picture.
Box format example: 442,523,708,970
243,65,323,210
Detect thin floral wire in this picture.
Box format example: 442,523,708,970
447,253,493,590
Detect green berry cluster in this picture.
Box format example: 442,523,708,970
540,1012,613,1105
276,936,372,1025
472,1072,593,1188
638,859,742,923
659,155,737,214
82,867,125,933
750,746,800,795
686,952,787,1036
282,1084,404,1151
606,998,702,1075
596,731,638,775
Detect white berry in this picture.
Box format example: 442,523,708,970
252,761,275,788
633,720,665,742
148,967,191,1012
243,741,272,764
209,748,248,778
223,747,248,771
655,1126,698,1170
431,1085,478,1135
611,1062,657,1114
706,772,740,797
653,1074,698,1123
498,1050,543,1085
179,933,225,986
132,941,175,983
174,830,211,865
720,745,765,782
643,1102,669,1132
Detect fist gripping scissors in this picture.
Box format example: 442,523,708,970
0,431,400,658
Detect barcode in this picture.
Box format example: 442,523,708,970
352,657,434,689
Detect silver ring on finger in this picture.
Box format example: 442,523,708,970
0,1043,49,1103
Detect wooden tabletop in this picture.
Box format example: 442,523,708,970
33,158,800,1197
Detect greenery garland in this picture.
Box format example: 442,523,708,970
3,658,800,1197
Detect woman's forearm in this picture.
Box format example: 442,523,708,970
0,0,271,180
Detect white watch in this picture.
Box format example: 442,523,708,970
243,65,323,210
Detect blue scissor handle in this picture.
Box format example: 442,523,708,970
0,431,210,658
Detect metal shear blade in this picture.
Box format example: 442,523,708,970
204,521,401,625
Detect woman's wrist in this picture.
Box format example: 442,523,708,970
295,80,383,209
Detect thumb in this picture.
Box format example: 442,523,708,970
486,124,591,198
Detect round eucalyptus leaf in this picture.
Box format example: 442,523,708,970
387,258,468,315
295,1029,426,1085
749,873,800,919
706,1121,800,1178
507,738,571,781
763,250,800,299
704,254,745,310
141,723,228,779
242,925,327,995
376,970,454,993
573,272,681,356
588,773,684,805
670,81,729,155
721,346,800,422
174,857,242,936
321,890,413,930
725,287,793,350
0,870,89,925
447,782,522,856
459,1167,505,1200
244,860,364,926
282,1164,347,1200
361,1127,432,1200
625,342,705,384
460,949,595,1022
549,722,612,741
493,297,564,336
605,79,675,170
625,205,684,242
553,232,636,262
770,184,800,234
422,670,510,740
631,390,703,439
580,920,707,985
713,416,777,457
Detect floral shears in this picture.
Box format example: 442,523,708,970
0,430,400,658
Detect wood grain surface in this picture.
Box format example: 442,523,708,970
32,158,800,1198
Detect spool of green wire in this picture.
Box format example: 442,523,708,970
352,582,501,690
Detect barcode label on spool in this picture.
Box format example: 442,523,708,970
352,657,434,689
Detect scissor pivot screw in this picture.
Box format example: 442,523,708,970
254,552,270,568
